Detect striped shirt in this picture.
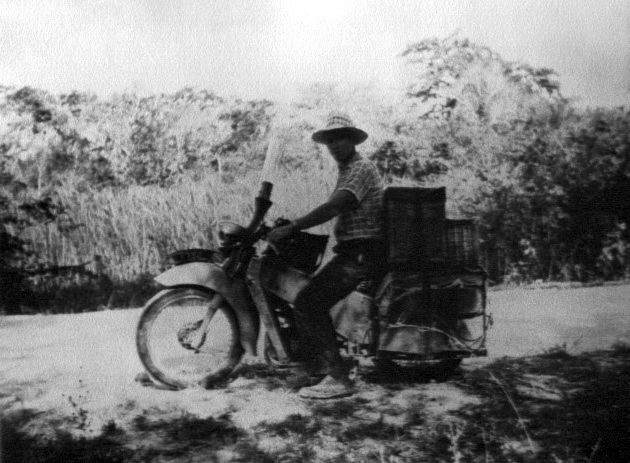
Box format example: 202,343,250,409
334,154,384,242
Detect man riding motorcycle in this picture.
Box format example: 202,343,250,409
267,112,386,399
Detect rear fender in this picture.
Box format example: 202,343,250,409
155,262,259,356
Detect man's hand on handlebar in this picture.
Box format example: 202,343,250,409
266,222,296,245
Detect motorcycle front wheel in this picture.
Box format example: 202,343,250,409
136,288,243,389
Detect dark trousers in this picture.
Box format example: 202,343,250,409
292,240,385,379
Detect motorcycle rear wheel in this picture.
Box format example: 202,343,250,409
136,288,243,389
374,357,462,378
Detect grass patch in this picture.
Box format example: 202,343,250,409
610,340,630,355
251,414,323,462
339,417,408,442
4,408,248,463
100,419,124,437
232,440,277,463
131,410,243,446
539,343,573,359
459,350,630,462
2,409,132,463
311,397,369,420
258,414,322,438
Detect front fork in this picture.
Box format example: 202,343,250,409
188,292,224,353
246,258,293,363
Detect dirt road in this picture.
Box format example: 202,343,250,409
487,283,630,357
1,284,629,461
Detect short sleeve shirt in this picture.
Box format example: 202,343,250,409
334,154,384,242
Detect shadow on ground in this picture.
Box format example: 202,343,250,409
5,346,630,462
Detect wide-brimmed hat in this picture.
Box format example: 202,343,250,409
312,112,368,145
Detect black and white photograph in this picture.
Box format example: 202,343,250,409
1,1,629,461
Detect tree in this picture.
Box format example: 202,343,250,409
397,35,573,280
401,34,562,123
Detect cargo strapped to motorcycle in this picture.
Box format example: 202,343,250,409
384,186,446,271
378,186,489,358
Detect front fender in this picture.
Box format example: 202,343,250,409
155,262,259,356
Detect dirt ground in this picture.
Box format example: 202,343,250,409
1,284,629,462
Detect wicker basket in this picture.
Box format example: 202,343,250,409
443,219,480,268
383,187,446,269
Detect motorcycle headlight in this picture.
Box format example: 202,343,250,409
218,222,246,248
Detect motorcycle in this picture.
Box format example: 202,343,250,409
136,179,491,390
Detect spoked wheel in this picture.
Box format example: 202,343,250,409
136,288,243,389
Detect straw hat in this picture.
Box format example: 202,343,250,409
312,112,368,145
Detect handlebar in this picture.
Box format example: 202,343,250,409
222,181,274,277
251,219,293,249
244,181,273,235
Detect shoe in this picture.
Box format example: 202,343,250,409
286,368,326,389
273,360,307,370
275,357,328,376
298,375,356,399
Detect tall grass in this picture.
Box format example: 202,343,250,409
23,159,336,283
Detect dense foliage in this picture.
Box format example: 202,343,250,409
1,35,628,313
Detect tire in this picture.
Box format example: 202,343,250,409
435,358,463,376
374,357,462,380
136,288,243,389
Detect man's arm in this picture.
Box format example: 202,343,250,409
292,189,358,230
266,190,357,243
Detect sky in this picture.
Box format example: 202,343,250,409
0,0,628,108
